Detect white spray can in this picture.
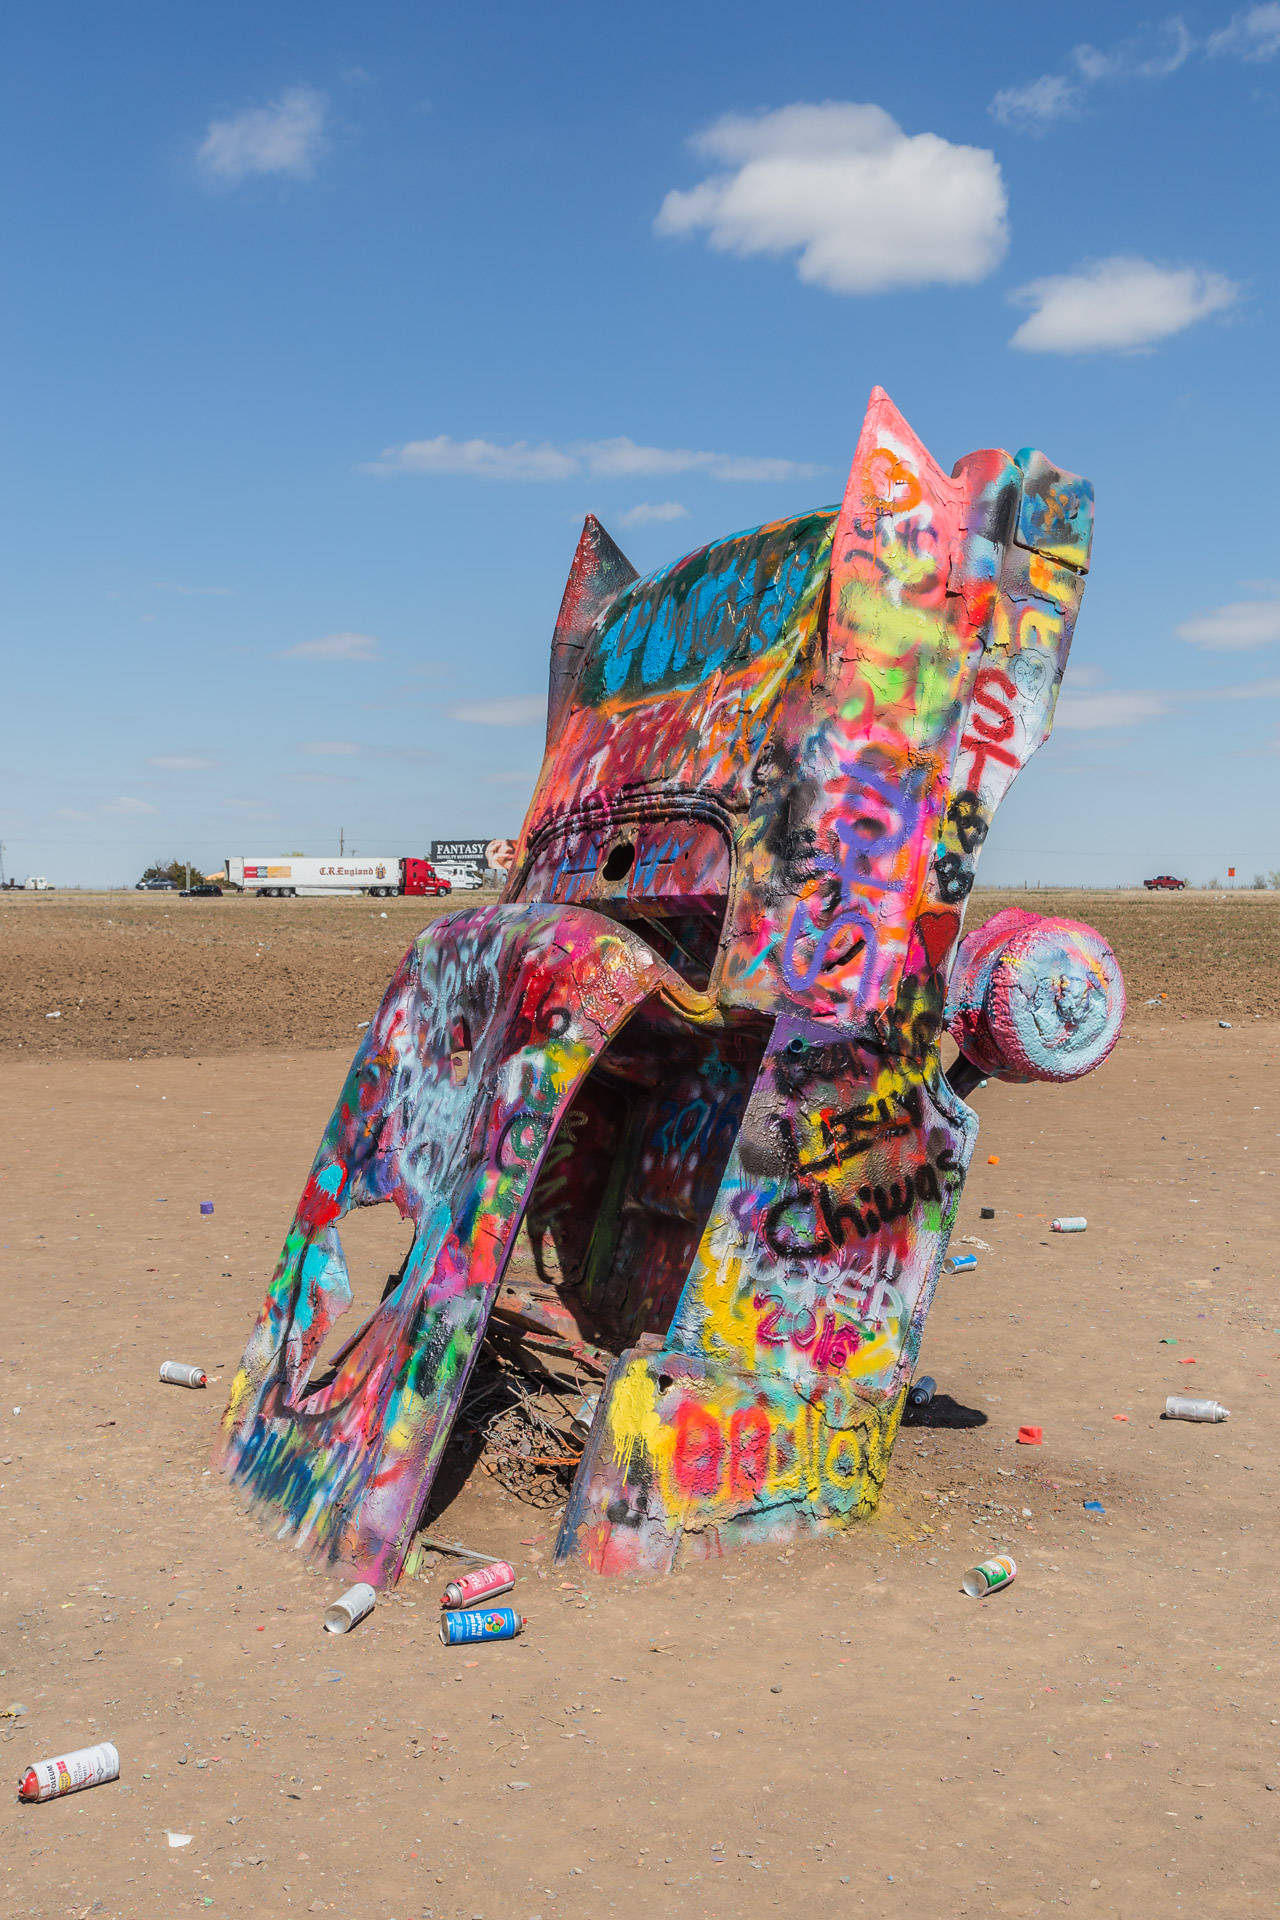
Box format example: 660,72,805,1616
1165,1395,1230,1423
159,1362,207,1388
323,1583,376,1633
18,1740,120,1801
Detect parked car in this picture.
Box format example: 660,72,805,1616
180,884,223,897
1143,875,1186,890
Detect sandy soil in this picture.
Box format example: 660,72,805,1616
3,888,1278,1062
2,902,1280,1917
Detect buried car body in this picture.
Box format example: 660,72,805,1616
217,387,1125,1585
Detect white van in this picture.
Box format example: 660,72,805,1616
431,862,483,891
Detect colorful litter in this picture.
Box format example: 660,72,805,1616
159,1362,207,1389
963,1556,1017,1598
440,1606,526,1646
18,1741,120,1802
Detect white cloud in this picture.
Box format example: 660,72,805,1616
1215,673,1280,699
1208,4,1280,59
368,436,576,481
449,696,546,726
989,75,1081,132
152,583,233,597
55,806,91,821
654,102,1008,296
301,740,360,755
1073,18,1193,80
1054,688,1178,729
1177,593,1280,650
147,754,216,771
103,796,158,815
994,18,1243,139
281,632,380,661
1008,256,1239,353
364,434,816,483
618,501,689,527
283,772,356,785
197,86,327,184
1055,670,1280,730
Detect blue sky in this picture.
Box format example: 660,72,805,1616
3,1,1279,888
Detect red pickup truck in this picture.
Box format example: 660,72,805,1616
1143,875,1186,890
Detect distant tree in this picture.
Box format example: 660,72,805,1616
1270,871,1280,891
140,857,209,886
1205,876,1221,890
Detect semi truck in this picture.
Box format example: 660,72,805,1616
224,856,451,898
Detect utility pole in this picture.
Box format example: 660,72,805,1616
0,841,6,888
340,827,344,856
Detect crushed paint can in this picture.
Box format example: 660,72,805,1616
323,1583,377,1634
1051,1217,1087,1233
571,1393,600,1436
158,1362,207,1389
1165,1395,1230,1423
199,1201,214,1215
439,1606,525,1646
18,1740,119,1802
441,1561,515,1608
1016,1425,1044,1445
962,1556,1017,1599
944,1253,977,1273
979,1206,996,1220
908,1375,937,1408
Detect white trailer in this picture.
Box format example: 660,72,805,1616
224,856,449,898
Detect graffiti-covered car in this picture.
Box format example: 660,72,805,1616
218,388,1125,1585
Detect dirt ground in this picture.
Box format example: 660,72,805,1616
3,896,1280,1917
3,886,1279,1062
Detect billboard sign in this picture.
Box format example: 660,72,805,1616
431,838,514,880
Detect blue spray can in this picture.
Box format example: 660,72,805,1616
943,1253,977,1274
439,1606,526,1646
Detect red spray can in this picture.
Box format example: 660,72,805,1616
440,1560,515,1608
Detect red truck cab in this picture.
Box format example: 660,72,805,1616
402,859,452,898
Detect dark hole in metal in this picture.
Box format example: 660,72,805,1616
601,841,636,882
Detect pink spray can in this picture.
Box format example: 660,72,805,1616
440,1560,515,1608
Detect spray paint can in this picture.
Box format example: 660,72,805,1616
18,1740,120,1802
1165,1395,1230,1423
441,1561,515,1608
323,1583,377,1634
439,1606,525,1646
1051,1217,1088,1233
944,1253,977,1274
962,1556,1017,1599
908,1375,937,1408
158,1362,206,1388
